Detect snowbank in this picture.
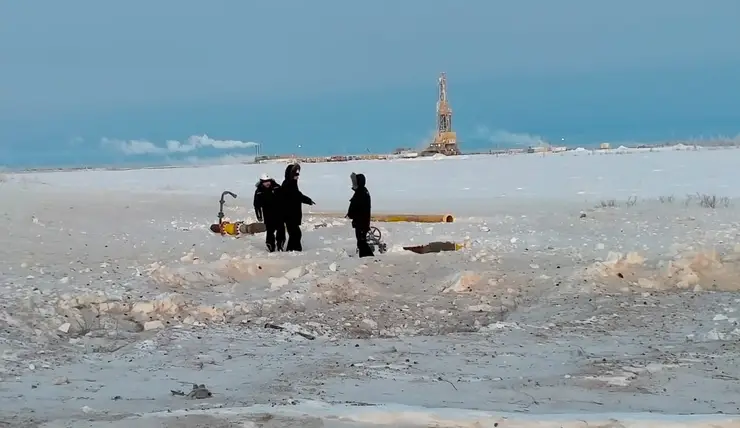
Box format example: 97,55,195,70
580,248,740,292
39,401,740,428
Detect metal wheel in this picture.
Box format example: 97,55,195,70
367,226,381,244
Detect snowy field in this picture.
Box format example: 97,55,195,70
2,148,740,427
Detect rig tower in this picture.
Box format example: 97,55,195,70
421,72,461,156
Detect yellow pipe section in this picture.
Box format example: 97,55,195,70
371,214,455,223
310,212,454,223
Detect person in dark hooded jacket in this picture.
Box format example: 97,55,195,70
253,174,285,252
280,163,315,251
346,172,374,258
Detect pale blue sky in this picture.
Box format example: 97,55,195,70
1,0,740,167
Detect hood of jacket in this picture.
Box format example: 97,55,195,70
351,173,366,190
284,163,300,180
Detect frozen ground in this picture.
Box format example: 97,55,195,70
2,148,740,427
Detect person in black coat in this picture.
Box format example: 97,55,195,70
280,163,314,251
253,174,285,252
346,172,374,258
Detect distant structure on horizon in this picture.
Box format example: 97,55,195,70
420,72,461,156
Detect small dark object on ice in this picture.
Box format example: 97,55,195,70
171,384,212,399
264,323,316,340
579,212,587,218
264,323,284,331
187,384,212,399
403,241,459,254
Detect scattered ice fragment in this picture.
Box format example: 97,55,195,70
284,266,304,280
143,320,164,331
705,329,726,341
53,376,69,385
269,277,290,290
361,319,378,329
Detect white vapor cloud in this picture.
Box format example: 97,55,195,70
101,134,259,155
182,154,257,165
475,126,549,147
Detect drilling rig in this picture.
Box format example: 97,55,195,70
420,72,461,156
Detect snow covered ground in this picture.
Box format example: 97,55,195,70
2,148,740,427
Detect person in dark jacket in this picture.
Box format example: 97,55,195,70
280,163,315,252
346,172,374,258
253,174,285,252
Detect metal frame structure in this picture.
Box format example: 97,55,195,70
365,226,387,254
421,72,461,156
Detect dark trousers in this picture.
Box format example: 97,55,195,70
265,222,286,252
285,223,302,252
276,224,286,251
355,227,374,258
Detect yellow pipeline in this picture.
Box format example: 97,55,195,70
209,221,266,236
371,214,454,223
310,212,454,223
